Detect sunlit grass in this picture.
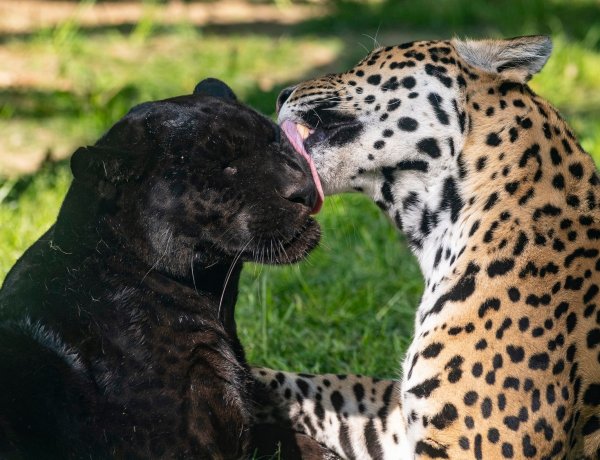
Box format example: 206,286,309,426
0,163,71,277
238,194,420,377
531,36,600,161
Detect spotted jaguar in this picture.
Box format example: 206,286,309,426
252,35,600,459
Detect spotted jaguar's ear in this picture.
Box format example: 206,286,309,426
453,35,552,82
71,146,137,196
193,78,237,101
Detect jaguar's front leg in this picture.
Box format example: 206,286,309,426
252,367,406,459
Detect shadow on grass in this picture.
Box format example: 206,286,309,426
0,158,71,204
0,85,140,122
2,0,599,123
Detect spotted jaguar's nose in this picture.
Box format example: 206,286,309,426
276,86,296,114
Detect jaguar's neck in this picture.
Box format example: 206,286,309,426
379,170,470,293
369,82,600,301
360,137,469,292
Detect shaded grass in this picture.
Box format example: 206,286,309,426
0,162,71,277
1,3,598,171
308,0,600,45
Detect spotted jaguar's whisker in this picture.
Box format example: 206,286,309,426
362,23,381,50
309,108,324,128
357,40,371,54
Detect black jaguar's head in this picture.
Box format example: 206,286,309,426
70,79,321,277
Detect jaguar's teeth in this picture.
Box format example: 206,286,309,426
296,123,310,141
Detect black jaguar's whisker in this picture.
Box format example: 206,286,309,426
273,230,291,265
218,237,254,317
190,251,200,298
254,240,261,267
141,230,173,283
272,239,280,264
277,238,290,264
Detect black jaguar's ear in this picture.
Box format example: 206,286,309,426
71,146,136,194
193,78,237,101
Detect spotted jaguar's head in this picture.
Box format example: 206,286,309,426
279,36,552,201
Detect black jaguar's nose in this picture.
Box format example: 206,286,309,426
276,86,296,114
281,177,318,211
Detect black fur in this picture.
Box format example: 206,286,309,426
0,80,323,459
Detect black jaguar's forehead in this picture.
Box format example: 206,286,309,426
88,91,294,197
99,94,279,156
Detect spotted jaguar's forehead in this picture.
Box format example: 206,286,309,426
289,40,460,88
348,40,461,83
283,39,468,117
284,36,551,114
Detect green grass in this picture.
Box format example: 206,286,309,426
238,195,420,377
1,0,599,378
0,162,72,277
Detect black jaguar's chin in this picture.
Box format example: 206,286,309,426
277,217,320,263
245,218,320,265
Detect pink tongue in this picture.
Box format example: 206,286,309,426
281,119,324,214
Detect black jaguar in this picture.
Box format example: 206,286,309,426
0,79,324,459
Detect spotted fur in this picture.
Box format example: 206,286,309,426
253,368,403,458
253,36,600,459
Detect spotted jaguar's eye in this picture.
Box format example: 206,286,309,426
224,166,237,176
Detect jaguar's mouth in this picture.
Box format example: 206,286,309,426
280,217,320,254
281,117,364,209
243,217,320,264
281,120,324,214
